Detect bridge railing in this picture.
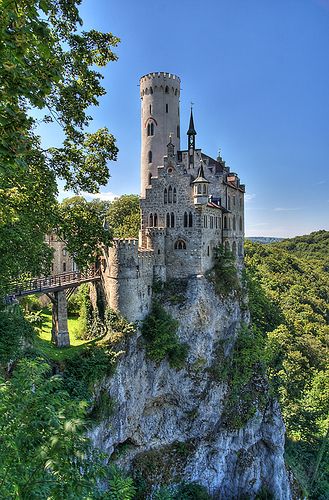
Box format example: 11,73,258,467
9,268,100,297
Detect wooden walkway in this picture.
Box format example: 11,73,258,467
8,268,101,298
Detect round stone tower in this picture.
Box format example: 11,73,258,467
140,72,181,197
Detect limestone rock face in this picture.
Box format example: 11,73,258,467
91,277,292,499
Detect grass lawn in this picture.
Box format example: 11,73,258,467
34,309,93,363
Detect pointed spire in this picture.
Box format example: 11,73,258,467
187,108,197,136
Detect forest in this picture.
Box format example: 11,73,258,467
245,231,329,499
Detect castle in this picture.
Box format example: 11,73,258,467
100,72,245,322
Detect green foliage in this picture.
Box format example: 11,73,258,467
107,194,140,238
141,302,188,369
0,358,106,498
62,346,116,401
174,482,211,499
244,235,329,497
19,294,43,312
220,325,268,429
73,284,103,340
133,441,196,495
104,307,136,337
106,466,136,500
208,244,241,296
0,309,34,367
58,197,112,269
0,0,119,295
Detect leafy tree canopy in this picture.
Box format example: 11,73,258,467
58,196,112,269
0,0,119,294
245,233,329,498
107,194,140,238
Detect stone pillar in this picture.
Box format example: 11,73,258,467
51,290,70,347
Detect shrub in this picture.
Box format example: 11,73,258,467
208,244,241,296
174,482,211,499
0,309,34,367
141,302,188,369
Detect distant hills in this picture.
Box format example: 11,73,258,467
247,237,284,244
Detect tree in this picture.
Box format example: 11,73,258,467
0,359,100,498
58,196,112,269
0,0,119,295
107,194,140,238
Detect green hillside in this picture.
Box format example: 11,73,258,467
244,231,329,499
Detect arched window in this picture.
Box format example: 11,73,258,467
145,88,149,95
166,103,168,113
173,187,177,203
175,89,178,96
183,212,188,227
232,241,237,256
171,212,175,228
197,184,202,194
233,215,236,231
154,213,158,227
164,188,168,204
148,151,152,163
189,212,193,227
150,87,153,94
238,242,243,256
165,85,169,93
224,216,228,229
147,123,151,136
174,239,186,250
150,122,154,135
228,196,231,210
168,185,173,203
166,213,170,227
63,262,66,272
148,173,152,185
224,240,230,252
149,104,152,114
149,213,153,227
239,216,243,231
203,184,207,194
207,246,210,256
228,217,231,229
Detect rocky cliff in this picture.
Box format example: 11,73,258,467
91,276,292,499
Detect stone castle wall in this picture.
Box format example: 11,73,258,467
101,239,154,322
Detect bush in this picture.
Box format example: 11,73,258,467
208,244,241,296
62,346,116,400
19,294,43,312
0,309,34,367
141,302,188,369
174,482,211,499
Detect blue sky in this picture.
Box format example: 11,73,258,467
50,0,329,237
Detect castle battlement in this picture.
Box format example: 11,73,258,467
112,238,138,248
140,72,180,83
137,249,154,259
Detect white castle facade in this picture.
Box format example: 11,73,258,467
101,72,245,322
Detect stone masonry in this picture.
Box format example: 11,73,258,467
101,72,246,323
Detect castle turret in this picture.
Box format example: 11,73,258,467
140,72,181,197
193,160,209,205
